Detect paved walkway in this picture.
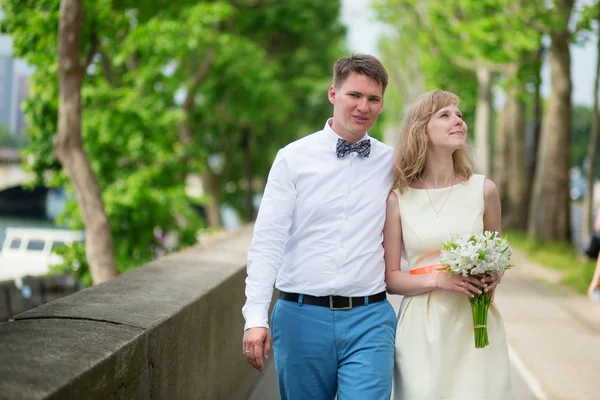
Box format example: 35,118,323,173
249,250,600,399
495,252,600,400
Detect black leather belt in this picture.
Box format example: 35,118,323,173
278,290,386,310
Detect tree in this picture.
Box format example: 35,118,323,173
497,56,541,230
525,45,545,227
528,0,575,241
57,0,118,284
1,0,204,285
227,0,347,221
581,3,600,239
375,0,541,177
374,3,478,146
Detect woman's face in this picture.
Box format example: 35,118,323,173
426,104,467,151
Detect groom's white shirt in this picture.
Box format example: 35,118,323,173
243,119,394,330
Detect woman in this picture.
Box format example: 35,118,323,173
383,90,513,399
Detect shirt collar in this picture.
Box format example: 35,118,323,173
322,118,371,151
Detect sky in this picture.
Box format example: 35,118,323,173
341,0,598,107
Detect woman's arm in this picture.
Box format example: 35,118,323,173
483,178,501,234
587,211,600,298
384,191,437,295
482,178,503,297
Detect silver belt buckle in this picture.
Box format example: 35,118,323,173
329,295,352,310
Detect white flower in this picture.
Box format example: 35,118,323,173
440,231,513,277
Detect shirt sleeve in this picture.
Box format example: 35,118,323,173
242,149,297,330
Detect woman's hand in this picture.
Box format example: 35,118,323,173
436,272,484,298
481,272,504,301
588,281,599,299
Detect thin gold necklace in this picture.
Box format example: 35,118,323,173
419,176,455,218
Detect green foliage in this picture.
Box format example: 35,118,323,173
50,243,91,287
374,0,544,144
375,0,543,68
1,0,347,284
420,57,478,132
374,5,478,136
230,0,347,186
1,0,204,284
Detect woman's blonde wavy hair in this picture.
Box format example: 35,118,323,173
392,89,474,193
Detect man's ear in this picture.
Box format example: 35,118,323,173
378,98,384,114
328,86,336,105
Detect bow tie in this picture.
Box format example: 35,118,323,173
336,138,371,159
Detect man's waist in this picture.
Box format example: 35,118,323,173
275,281,386,298
278,290,386,310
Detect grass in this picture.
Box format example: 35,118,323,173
504,230,597,294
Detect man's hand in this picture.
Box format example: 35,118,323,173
243,327,271,371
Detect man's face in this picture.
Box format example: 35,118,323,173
328,72,384,143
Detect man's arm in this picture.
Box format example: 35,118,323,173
242,149,296,370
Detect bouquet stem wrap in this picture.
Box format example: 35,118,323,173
470,288,493,348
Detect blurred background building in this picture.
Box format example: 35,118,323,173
0,35,32,138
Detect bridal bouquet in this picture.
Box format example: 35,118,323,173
439,231,513,348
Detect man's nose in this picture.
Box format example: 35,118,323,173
356,98,369,112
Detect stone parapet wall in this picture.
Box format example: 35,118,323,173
0,226,263,400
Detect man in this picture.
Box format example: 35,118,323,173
242,54,396,399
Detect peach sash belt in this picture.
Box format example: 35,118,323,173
409,264,443,275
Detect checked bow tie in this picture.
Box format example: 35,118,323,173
336,138,371,159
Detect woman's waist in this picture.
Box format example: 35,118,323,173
406,251,442,272
409,264,444,275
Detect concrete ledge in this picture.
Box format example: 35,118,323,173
0,226,263,399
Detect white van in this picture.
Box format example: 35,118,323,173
0,227,84,288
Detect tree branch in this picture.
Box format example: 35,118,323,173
98,46,116,85
181,20,221,112
82,32,99,71
181,48,215,112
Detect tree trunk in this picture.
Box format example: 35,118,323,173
56,0,117,284
474,66,493,176
494,90,510,214
202,172,223,228
178,50,215,148
525,45,544,220
506,80,528,230
241,127,255,221
583,26,600,239
528,4,573,241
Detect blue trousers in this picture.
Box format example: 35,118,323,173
271,297,396,400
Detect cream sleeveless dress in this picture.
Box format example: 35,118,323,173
392,174,513,400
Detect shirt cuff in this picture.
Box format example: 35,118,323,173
243,305,270,331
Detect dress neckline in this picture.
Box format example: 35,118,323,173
407,175,472,191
